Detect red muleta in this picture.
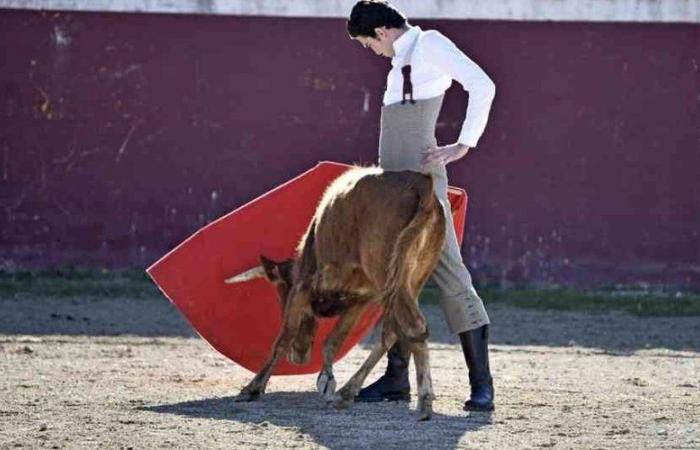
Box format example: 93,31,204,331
146,161,468,375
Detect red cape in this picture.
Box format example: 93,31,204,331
146,162,468,375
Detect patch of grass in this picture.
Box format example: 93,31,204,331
419,285,700,317
0,268,159,298
3,269,699,317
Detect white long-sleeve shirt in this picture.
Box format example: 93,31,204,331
383,25,496,148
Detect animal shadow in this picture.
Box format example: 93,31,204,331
141,392,491,449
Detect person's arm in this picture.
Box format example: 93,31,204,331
421,30,496,167
425,30,496,148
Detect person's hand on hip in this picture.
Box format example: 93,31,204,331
422,143,471,169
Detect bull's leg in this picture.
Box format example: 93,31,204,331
384,284,435,420
409,339,434,421
395,296,434,421
384,287,430,343
333,329,398,409
316,304,366,402
235,287,309,402
288,312,317,365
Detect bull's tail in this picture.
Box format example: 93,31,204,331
296,219,317,281
381,175,440,346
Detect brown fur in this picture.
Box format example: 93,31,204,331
235,166,446,420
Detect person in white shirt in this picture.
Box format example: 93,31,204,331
347,0,496,412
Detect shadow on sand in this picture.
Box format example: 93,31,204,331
141,393,491,450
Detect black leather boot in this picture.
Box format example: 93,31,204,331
459,325,495,411
355,340,411,402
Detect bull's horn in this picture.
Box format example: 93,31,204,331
224,265,266,284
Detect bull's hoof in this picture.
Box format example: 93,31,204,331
416,394,434,421
417,409,432,421
332,397,353,410
235,386,262,402
316,371,336,402
332,385,355,409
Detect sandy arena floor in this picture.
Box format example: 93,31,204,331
1,295,698,449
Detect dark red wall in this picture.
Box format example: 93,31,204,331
1,9,698,288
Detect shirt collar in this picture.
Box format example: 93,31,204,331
391,25,421,66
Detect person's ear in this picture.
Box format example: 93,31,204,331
374,26,387,40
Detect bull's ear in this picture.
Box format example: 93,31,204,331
259,255,281,282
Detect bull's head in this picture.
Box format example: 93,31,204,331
224,255,294,309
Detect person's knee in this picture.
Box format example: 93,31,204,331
435,281,479,301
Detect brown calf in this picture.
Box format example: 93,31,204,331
224,166,446,420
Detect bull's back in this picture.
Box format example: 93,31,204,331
315,167,434,237
313,167,437,284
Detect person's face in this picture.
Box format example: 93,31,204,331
355,27,395,58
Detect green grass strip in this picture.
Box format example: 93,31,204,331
1,269,698,317
419,285,700,317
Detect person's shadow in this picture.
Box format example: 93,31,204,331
141,392,492,449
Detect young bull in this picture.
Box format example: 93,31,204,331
224,166,446,420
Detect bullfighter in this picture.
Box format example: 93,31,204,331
347,0,496,411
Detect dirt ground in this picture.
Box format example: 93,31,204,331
1,294,698,449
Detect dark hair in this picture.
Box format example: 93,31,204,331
347,1,407,38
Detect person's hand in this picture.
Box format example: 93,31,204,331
422,143,471,169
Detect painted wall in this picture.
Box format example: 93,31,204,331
0,8,699,288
